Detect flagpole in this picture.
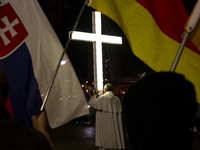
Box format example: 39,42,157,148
170,31,189,72
170,0,200,72
39,2,86,114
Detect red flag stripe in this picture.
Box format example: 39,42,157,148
5,97,14,119
136,0,200,55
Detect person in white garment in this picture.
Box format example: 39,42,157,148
89,83,125,150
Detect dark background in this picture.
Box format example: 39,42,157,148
37,0,196,85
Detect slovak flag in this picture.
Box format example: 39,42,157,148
0,0,89,128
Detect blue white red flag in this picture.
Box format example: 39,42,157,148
0,0,89,128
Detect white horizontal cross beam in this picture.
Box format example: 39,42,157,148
71,31,122,44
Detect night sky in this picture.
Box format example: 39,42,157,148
38,0,197,85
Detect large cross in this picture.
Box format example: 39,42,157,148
70,11,122,94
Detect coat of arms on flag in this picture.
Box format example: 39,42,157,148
0,3,28,58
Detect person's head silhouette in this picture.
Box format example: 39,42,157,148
124,72,197,150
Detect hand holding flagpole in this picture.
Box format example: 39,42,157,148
185,0,200,32
170,0,200,72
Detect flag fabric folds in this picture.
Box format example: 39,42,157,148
88,0,200,103
0,0,89,128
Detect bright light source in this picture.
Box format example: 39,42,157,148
71,32,122,44
70,11,122,93
61,60,66,65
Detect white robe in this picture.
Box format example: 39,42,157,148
89,91,125,149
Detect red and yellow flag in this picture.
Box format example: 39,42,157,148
88,0,200,103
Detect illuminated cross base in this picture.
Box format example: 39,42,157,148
70,11,122,94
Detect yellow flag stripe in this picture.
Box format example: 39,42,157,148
90,0,200,103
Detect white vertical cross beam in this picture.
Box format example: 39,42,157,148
70,11,122,94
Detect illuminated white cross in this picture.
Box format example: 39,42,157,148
70,11,122,94
0,16,19,46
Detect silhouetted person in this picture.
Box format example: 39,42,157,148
0,69,55,149
124,72,197,150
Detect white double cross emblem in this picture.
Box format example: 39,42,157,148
0,16,19,46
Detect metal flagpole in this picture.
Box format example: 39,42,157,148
39,2,87,114
170,31,189,72
170,0,200,72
